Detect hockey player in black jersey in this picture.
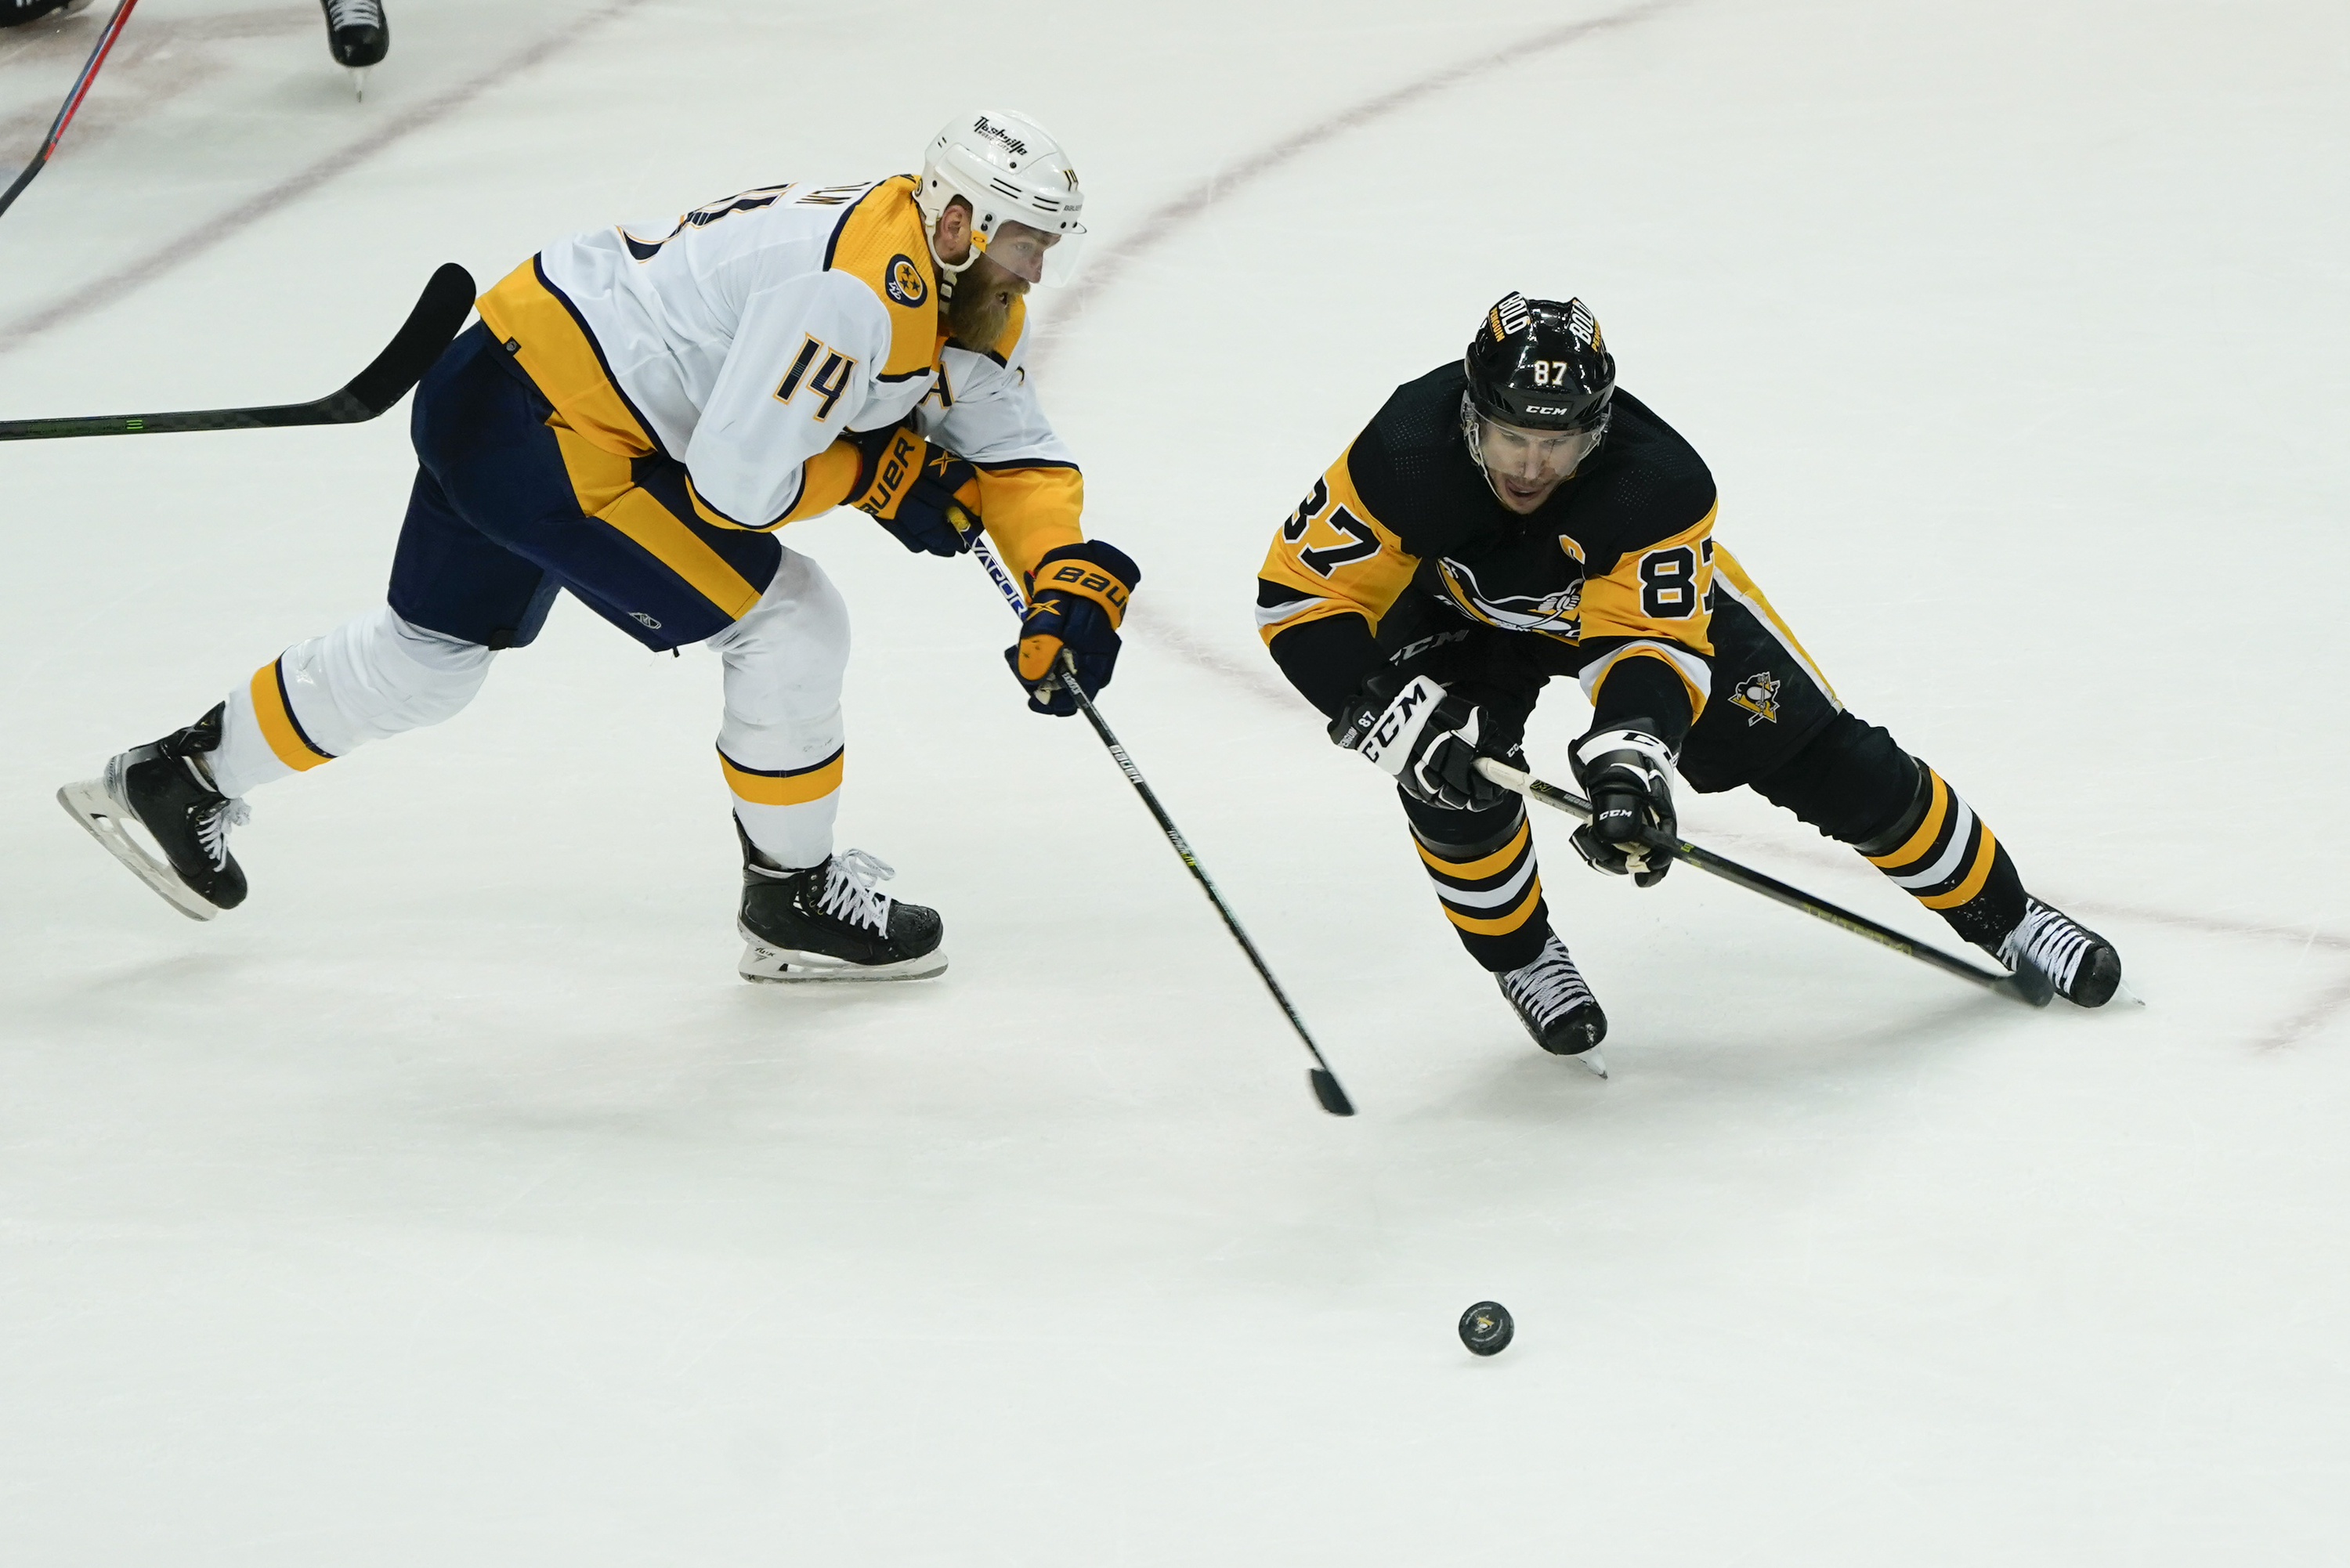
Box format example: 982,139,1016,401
1258,294,2121,1067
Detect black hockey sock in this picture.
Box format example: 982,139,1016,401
1749,714,2026,952
1404,794,1551,974
1853,761,2027,949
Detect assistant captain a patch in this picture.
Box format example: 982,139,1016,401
884,254,928,308
1727,669,1781,725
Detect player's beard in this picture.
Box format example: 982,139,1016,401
945,252,1028,351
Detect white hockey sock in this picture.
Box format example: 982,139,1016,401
208,607,495,798
707,547,851,871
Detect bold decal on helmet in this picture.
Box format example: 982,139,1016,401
972,114,1031,158
1567,300,1596,347
1497,292,1532,336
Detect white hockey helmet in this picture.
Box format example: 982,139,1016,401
917,109,1087,287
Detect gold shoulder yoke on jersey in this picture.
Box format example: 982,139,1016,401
987,295,1026,364
823,175,938,381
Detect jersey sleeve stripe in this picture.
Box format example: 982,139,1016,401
1577,640,1710,716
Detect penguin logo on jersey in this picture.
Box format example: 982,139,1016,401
1435,556,1582,638
884,254,928,309
1727,670,1781,725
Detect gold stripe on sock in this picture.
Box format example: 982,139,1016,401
1866,769,1949,869
1444,876,1543,935
1414,818,1530,881
1918,825,1999,909
249,660,334,770
720,746,844,806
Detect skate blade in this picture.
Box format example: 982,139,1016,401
737,938,948,984
56,779,218,922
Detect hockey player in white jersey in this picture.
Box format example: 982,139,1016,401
60,110,1141,982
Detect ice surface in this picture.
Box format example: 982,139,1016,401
2,1,2346,1561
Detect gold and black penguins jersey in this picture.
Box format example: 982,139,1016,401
1256,363,1719,745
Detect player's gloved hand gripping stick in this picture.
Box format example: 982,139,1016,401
1473,756,2056,1007
961,519,1357,1117
0,263,477,439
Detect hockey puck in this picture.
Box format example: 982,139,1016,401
1459,1300,1513,1357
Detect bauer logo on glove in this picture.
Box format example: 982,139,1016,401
1008,539,1140,716
848,421,982,556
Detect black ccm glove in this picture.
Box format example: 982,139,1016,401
1568,724,1677,887
1329,674,1513,812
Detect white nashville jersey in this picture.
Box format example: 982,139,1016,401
537,175,1072,529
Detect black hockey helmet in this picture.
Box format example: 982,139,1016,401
1462,293,1614,432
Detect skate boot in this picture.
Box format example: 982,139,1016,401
1497,932,1608,1075
0,1,92,28
738,843,945,983
56,703,251,922
319,0,388,86
1995,895,2122,1007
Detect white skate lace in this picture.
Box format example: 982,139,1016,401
1500,937,1593,1024
1999,898,2091,991
196,797,250,872
816,849,896,934
323,0,383,26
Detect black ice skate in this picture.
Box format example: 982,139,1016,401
56,703,251,922
1497,933,1608,1076
0,0,92,29
319,0,388,95
1995,895,2121,1008
737,840,945,983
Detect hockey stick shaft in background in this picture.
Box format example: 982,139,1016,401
0,0,143,224
0,262,476,439
971,533,1357,1116
1472,757,2050,1006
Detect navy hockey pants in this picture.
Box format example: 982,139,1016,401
389,323,783,654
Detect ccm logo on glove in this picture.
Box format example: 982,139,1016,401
1347,675,1442,771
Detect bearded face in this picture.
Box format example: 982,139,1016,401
945,248,1029,351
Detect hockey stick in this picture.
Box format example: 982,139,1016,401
0,262,477,440
969,530,1358,1116
1473,757,2052,1007
0,0,142,225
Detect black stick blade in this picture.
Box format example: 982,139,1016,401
1310,1068,1356,1117
339,262,476,417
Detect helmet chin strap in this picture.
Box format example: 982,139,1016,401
927,232,981,302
